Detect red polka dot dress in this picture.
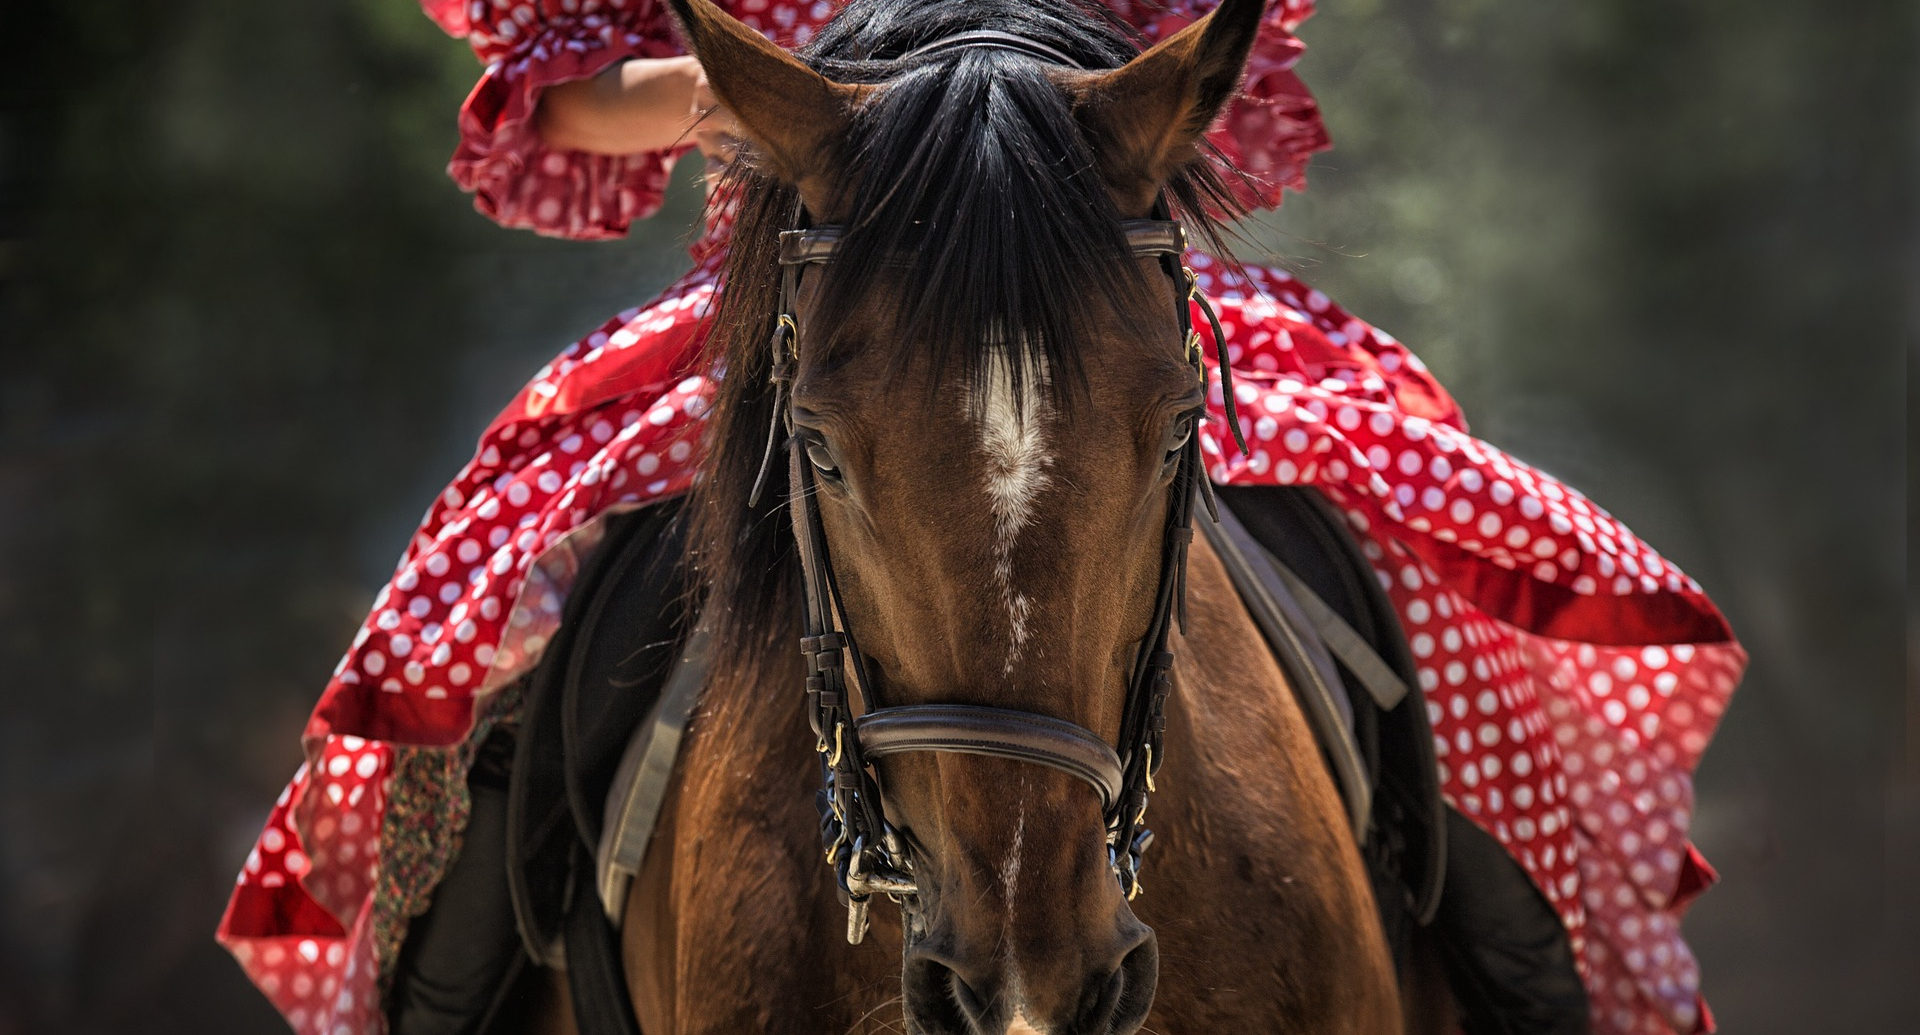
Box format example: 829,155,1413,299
217,3,1744,1034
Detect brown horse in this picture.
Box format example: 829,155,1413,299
534,0,1401,1031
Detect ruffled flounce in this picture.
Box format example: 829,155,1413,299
441,7,691,239
1190,251,1739,1034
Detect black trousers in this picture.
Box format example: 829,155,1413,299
385,734,525,1035
1433,808,1591,1035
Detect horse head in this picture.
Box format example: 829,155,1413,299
678,1,1266,1031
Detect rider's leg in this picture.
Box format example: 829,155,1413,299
385,730,524,1035
386,502,690,1034
1432,808,1590,1035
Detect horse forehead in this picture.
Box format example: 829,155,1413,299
971,346,1048,442
792,310,1183,477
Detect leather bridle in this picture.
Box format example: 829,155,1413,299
732,26,1252,945
746,201,1250,944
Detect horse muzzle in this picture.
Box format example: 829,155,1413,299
903,919,1157,1035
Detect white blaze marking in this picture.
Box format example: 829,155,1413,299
1001,780,1032,1026
1001,801,1026,906
976,351,1050,672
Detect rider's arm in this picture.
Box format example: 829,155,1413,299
538,56,739,160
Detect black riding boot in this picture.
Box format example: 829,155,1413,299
1432,808,1590,1035
385,730,527,1035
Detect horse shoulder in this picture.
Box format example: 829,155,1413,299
618,664,907,1034
1142,532,1401,1034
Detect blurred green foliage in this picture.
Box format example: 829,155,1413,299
0,0,1908,1031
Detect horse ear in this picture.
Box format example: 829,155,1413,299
666,0,869,212
1063,0,1266,214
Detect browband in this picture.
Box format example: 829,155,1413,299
778,219,1187,266
898,29,1087,69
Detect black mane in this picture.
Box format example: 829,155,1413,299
690,0,1250,675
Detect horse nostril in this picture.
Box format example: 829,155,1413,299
1096,936,1159,1035
945,966,991,1025
906,926,1157,1035
905,952,1002,1034
1074,966,1127,1033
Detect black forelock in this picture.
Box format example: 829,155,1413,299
797,0,1147,410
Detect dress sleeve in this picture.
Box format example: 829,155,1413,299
1115,0,1332,212
422,0,693,240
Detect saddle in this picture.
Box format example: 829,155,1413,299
505,501,692,1035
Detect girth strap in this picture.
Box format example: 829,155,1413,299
1266,560,1407,711
856,705,1125,812
1201,500,1372,838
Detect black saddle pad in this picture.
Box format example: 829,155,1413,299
506,501,691,964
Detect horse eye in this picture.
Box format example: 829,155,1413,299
1164,414,1196,466
806,439,842,482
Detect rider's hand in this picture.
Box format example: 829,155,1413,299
688,66,743,168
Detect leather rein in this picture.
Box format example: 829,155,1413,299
746,205,1251,944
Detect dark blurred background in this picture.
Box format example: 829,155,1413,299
0,0,1909,1032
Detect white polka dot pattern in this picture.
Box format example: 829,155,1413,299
1181,250,1741,1033
438,0,695,240
1185,251,1742,1034
217,260,724,1035
218,4,1742,1035
219,737,389,1035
